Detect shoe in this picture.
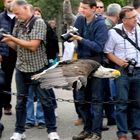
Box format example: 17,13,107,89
85,134,101,140
107,118,116,126
37,123,46,129
4,109,12,115
10,132,26,140
48,132,60,140
0,124,4,138
74,118,83,126
118,135,127,140
25,123,34,129
101,125,109,131
72,131,92,140
132,133,140,140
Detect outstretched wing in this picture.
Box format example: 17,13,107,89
32,59,120,90
32,59,100,90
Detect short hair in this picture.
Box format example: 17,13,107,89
80,0,96,8
34,7,42,15
10,0,28,10
119,6,134,21
133,0,140,9
106,3,121,16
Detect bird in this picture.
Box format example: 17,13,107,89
32,59,120,90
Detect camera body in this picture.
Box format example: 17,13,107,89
126,58,137,76
0,28,8,41
61,26,79,42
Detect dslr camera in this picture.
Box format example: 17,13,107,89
0,28,8,41
61,26,79,42
126,58,137,76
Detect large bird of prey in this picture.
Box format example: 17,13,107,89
32,59,120,90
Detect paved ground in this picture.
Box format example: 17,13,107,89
1,73,133,140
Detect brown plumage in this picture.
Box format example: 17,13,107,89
32,59,120,90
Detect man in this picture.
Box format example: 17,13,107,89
104,6,140,140
96,0,105,15
69,0,108,140
0,0,17,115
2,0,59,140
103,3,122,127
105,3,121,29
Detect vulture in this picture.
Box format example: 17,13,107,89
32,59,120,90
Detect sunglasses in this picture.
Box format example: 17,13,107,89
96,6,104,8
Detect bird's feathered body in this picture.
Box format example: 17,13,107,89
32,59,120,90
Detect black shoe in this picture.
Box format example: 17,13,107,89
107,118,116,126
72,131,92,140
101,125,109,131
37,123,46,129
0,124,4,138
25,123,34,129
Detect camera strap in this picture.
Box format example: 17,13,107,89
113,27,140,52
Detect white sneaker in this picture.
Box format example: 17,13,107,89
10,132,26,140
48,132,60,140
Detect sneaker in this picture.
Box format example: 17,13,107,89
72,131,92,140
85,134,101,140
37,123,46,129
4,108,12,115
74,118,83,126
25,123,34,129
48,132,60,140
10,132,26,140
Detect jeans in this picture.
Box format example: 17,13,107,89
103,78,115,121
76,77,104,137
1,48,17,110
26,86,45,125
115,68,140,137
15,69,57,134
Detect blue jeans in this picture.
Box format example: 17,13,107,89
76,77,104,137
115,68,140,137
26,86,45,125
15,69,57,134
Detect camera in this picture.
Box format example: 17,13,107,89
126,58,137,76
61,26,79,42
0,28,8,41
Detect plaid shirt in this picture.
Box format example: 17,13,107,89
13,18,48,72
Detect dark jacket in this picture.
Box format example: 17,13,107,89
46,23,59,60
74,14,108,62
0,10,16,56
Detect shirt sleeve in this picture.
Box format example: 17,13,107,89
104,30,116,54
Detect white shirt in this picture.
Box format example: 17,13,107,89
104,23,140,67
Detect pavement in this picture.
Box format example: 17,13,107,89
1,72,133,140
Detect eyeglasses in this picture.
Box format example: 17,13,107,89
96,6,104,9
124,15,137,19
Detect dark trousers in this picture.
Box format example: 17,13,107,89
1,48,17,109
15,69,57,134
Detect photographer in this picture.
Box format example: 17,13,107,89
68,0,108,140
2,0,59,140
104,6,140,140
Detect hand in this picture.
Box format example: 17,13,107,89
0,55,3,62
69,33,82,41
119,59,129,67
2,34,13,42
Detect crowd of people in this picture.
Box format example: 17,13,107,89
0,0,140,140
